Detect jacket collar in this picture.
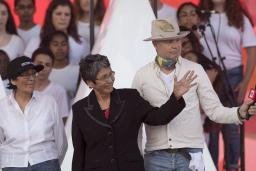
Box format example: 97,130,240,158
83,88,125,128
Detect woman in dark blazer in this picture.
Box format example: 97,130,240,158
72,54,196,171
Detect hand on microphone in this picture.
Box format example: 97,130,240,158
238,85,256,120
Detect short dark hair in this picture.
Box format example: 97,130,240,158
80,54,110,83
14,0,35,7
31,47,55,63
40,30,69,48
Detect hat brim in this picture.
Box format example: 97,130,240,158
15,64,44,77
144,31,190,41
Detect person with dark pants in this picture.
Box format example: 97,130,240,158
199,0,256,169
71,54,196,171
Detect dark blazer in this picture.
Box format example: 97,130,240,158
72,88,185,171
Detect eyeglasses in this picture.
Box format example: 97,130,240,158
18,70,37,80
95,71,115,82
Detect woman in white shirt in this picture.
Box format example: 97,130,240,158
24,0,89,65
0,56,68,171
199,0,256,169
0,1,24,61
74,0,105,43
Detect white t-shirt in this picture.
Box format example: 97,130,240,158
18,25,41,45
38,82,69,118
77,21,100,42
0,35,24,60
0,76,6,99
24,35,90,65
158,4,177,21
49,64,79,105
159,70,175,96
200,13,256,70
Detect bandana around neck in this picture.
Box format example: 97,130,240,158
156,55,177,69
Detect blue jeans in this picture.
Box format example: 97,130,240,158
2,159,61,171
209,66,242,169
144,148,202,171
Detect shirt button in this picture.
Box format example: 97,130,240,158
108,131,112,135
169,138,172,141
170,145,172,147
109,145,113,149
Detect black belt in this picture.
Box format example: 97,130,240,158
160,148,192,161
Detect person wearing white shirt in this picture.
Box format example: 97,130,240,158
0,1,24,61
31,47,69,123
0,56,67,170
14,0,41,45
23,0,90,65
132,19,256,171
40,31,79,108
74,0,105,44
199,0,256,169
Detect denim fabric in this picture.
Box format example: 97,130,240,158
2,159,61,171
209,65,242,169
144,148,202,171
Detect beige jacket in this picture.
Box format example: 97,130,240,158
132,57,240,151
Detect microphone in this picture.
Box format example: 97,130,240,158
245,85,256,120
248,85,256,102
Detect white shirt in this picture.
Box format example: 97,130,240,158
18,25,41,45
0,35,24,60
77,21,100,42
159,70,175,96
0,76,6,99
2,79,11,96
0,92,68,168
132,57,240,151
200,13,256,69
49,64,79,105
38,82,69,118
24,36,90,65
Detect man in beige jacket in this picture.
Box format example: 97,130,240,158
132,19,256,171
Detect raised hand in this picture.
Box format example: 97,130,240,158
173,71,197,99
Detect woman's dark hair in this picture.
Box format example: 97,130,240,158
14,0,35,7
198,0,253,30
0,0,17,34
0,49,9,59
40,30,69,48
31,47,55,63
80,54,110,83
180,26,203,53
41,0,80,43
74,0,105,25
177,2,201,21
